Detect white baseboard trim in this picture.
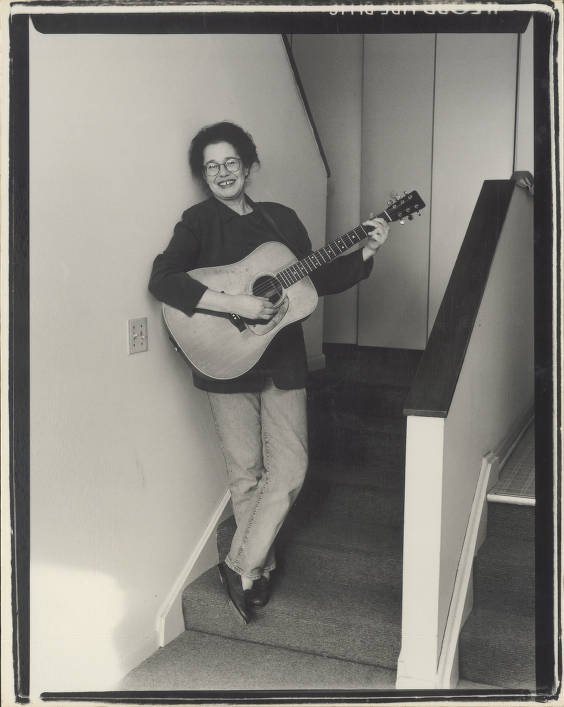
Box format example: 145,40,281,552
307,353,326,372
156,489,231,647
435,452,497,688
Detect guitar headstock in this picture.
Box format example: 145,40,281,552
384,190,426,224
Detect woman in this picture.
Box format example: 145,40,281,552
149,121,389,624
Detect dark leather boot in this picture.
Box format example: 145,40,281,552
246,576,271,608
217,562,251,624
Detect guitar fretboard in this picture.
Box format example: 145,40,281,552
275,213,386,288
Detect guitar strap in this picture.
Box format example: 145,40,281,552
255,204,300,257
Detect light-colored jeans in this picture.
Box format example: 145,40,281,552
208,379,308,581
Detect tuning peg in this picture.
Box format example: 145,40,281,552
387,199,394,206
391,191,400,201
399,219,406,225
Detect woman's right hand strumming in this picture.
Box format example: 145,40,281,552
198,290,280,321
228,294,280,320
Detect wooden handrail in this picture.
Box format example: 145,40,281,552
404,179,517,418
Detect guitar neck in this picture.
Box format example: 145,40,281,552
276,210,388,288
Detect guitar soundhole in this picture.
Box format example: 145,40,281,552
252,275,284,305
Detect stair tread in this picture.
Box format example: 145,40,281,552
289,482,404,532
309,409,406,433
218,517,403,579
120,629,397,691
473,529,535,616
285,504,403,562
321,344,423,387
183,562,402,668
307,381,410,418
461,599,536,634
308,458,405,489
186,559,402,618
459,608,535,688
477,533,535,565
487,502,535,539
278,537,403,588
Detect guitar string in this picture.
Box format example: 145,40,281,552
248,197,420,298
250,224,371,298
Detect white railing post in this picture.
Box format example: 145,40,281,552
396,415,445,688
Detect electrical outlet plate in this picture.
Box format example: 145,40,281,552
128,317,148,354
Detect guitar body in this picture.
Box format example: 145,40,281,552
162,241,318,380
161,190,426,381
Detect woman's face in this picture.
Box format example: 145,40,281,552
202,141,248,204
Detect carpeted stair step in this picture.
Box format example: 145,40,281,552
487,502,535,540
277,540,402,594
307,380,411,420
182,556,402,669
309,408,407,441
473,535,535,616
217,481,403,557
291,481,403,529
217,516,403,586
120,629,396,691
308,413,406,467
307,458,405,490
321,344,423,388
458,607,535,688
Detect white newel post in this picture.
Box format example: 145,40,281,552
396,415,445,689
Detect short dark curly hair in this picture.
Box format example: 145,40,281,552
188,121,260,180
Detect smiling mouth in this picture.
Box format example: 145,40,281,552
217,178,236,187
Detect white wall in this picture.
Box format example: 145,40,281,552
438,185,534,645
398,185,534,686
290,34,363,344
428,34,518,331
28,27,326,695
358,34,435,349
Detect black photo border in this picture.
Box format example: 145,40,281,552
6,1,561,704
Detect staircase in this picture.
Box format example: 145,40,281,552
120,345,421,691
458,424,536,689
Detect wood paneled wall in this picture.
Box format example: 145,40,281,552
359,33,519,349
358,35,435,349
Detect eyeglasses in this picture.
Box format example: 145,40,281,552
203,157,242,178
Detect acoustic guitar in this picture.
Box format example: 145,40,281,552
163,191,425,380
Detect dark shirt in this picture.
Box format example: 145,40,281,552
149,196,373,392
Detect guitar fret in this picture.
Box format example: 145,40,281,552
280,271,292,287
275,214,387,288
